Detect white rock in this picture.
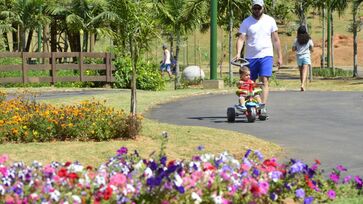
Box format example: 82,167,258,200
182,66,205,81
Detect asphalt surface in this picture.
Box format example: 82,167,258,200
147,91,363,176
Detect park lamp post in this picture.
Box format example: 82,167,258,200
210,0,217,80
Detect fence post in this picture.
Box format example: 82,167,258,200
79,52,84,82
51,52,56,85
105,52,110,82
21,52,27,83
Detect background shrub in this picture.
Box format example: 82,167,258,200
113,56,166,91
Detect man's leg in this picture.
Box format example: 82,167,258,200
259,76,269,104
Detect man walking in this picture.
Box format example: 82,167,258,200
235,0,282,117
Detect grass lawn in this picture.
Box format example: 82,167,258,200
1,77,363,167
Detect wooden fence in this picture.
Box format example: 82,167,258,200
0,52,115,84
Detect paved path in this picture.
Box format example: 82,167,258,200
147,91,363,176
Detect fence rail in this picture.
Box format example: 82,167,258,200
0,52,115,84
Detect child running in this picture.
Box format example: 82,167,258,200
236,67,263,110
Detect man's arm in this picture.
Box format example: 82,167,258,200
235,33,246,59
272,31,282,67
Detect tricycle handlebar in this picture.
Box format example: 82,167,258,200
230,58,249,67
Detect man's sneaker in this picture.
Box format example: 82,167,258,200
258,103,265,109
259,107,269,120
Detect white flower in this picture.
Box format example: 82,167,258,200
50,190,61,202
191,192,202,204
211,194,223,204
174,173,183,187
0,185,5,195
69,164,83,172
134,160,144,170
72,195,82,204
144,167,153,179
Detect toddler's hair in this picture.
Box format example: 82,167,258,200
239,66,250,76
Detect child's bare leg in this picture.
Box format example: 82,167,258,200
300,64,308,91
255,95,262,104
239,96,245,106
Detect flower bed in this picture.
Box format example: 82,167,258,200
0,93,142,143
0,146,362,203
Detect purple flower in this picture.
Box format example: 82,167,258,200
197,145,204,151
336,165,347,172
244,149,252,158
270,193,278,201
117,147,128,155
160,156,167,166
252,168,260,177
295,188,305,199
269,171,282,182
254,150,264,161
329,172,340,184
355,176,362,189
290,161,305,174
343,175,352,184
304,197,314,204
327,189,336,200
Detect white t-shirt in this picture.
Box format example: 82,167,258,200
239,14,278,59
292,39,314,56
163,49,171,64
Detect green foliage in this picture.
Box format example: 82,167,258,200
0,96,142,143
113,56,165,91
313,68,353,78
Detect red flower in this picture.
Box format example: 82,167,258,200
315,159,321,165
103,186,113,200
67,172,79,181
64,161,72,167
57,168,68,177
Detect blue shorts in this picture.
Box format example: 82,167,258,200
160,64,171,72
247,56,273,81
297,55,311,66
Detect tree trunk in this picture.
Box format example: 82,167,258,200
89,32,95,52
175,30,181,89
327,7,331,68
321,5,325,69
50,20,57,52
82,31,88,52
228,7,233,87
331,14,335,75
2,33,10,51
19,26,25,51
25,29,33,52
12,23,18,51
129,36,137,115
353,10,358,77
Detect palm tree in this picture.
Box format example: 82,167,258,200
1,0,49,52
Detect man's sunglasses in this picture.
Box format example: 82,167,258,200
252,6,262,10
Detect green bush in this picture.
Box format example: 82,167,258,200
313,68,353,78
113,57,165,90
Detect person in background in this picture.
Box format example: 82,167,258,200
160,44,173,79
234,0,282,118
292,25,314,92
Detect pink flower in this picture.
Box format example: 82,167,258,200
0,167,8,177
0,154,8,164
110,173,127,187
43,164,55,174
327,189,336,200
